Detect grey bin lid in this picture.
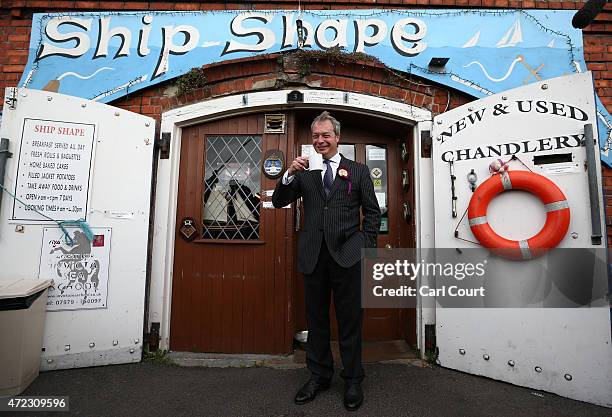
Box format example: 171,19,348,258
0,279,53,299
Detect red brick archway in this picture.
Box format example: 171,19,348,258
112,52,473,126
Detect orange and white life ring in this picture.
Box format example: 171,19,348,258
467,170,570,260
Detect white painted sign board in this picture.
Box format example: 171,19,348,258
432,73,612,407
12,119,95,221
0,88,154,370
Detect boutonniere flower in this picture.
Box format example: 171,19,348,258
337,166,352,195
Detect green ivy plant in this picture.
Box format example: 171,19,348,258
291,46,382,77
175,67,208,96
175,48,384,95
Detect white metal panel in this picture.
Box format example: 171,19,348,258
0,88,155,370
431,73,612,406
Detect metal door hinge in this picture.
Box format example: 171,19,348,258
155,132,171,159
421,130,432,158
0,138,12,158
0,138,13,216
425,323,436,351
5,87,17,110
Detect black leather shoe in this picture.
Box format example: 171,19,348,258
294,378,330,405
343,383,363,411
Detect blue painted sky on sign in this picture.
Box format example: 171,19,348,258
18,9,612,165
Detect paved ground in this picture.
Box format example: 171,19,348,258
9,360,610,417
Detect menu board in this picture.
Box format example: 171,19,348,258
12,118,96,221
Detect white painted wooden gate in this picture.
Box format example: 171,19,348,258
0,88,155,370
431,73,611,407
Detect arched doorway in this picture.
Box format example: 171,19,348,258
169,108,416,353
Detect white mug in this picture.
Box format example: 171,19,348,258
307,151,324,171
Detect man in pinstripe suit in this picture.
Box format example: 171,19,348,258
273,111,381,411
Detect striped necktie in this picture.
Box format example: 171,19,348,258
323,159,333,195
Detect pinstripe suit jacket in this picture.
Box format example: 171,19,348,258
272,155,381,275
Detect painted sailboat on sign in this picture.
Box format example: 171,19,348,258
462,30,480,48
496,20,523,48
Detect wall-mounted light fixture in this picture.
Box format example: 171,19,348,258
429,58,450,72
572,0,606,29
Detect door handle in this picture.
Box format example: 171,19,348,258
385,243,393,250
179,217,198,241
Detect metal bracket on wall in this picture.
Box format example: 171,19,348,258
155,132,171,159
425,323,436,351
420,130,432,158
582,123,602,245
145,322,161,351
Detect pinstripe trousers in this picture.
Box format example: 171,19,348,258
305,239,364,384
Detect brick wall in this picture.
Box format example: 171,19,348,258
1,1,612,240
108,53,470,122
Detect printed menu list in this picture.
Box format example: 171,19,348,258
13,119,96,221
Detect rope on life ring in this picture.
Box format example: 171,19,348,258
467,170,570,260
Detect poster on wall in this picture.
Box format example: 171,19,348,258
39,227,111,311
12,118,96,222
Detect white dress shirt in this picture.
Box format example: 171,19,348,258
282,152,341,185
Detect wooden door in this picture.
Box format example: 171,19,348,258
293,110,416,344
170,113,295,354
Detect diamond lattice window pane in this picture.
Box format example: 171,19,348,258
202,135,262,240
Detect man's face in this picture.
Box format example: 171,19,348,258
312,120,339,159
